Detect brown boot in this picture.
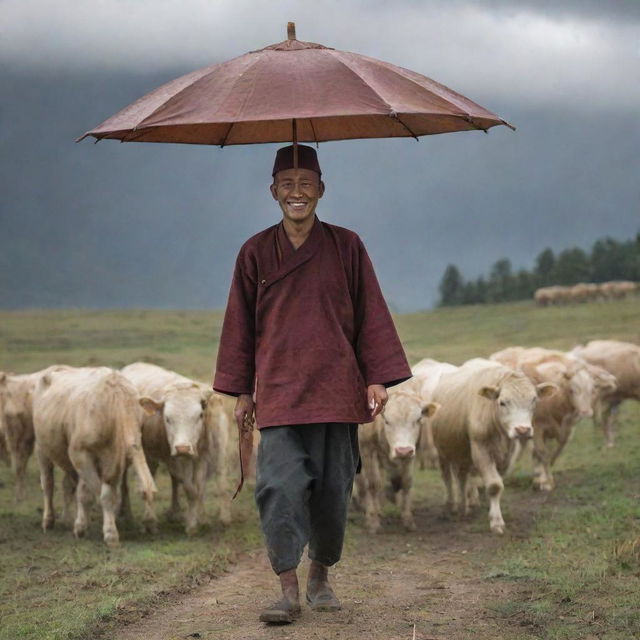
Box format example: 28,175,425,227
306,561,341,612
259,568,302,624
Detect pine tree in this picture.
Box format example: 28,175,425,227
438,264,464,306
534,248,556,287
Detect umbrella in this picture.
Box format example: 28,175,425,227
77,22,514,153
77,23,513,494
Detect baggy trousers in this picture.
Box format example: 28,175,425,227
255,423,360,575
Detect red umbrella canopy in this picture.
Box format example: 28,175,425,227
78,23,513,146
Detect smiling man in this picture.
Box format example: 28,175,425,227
214,144,411,624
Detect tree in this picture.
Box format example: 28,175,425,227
487,258,515,302
438,264,465,306
534,248,555,287
554,247,590,285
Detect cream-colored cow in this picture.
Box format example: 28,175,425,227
571,340,640,447
431,360,555,534
0,366,70,501
518,360,592,491
356,381,439,533
32,367,157,546
410,358,457,469
121,362,231,535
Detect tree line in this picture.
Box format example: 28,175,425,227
438,232,640,306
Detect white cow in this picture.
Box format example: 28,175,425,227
121,362,231,535
32,367,157,546
356,381,439,533
571,340,640,446
0,366,70,501
432,360,556,534
410,358,458,468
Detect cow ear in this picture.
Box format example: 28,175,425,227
422,402,440,418
139,397,163,415
536,382,557,399
479,386,499,400
200,389,214,410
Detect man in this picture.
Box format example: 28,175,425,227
214,144,411,624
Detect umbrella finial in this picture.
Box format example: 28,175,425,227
287,22,296,40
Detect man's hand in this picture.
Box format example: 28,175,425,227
234,393,255,433
367,384,388,418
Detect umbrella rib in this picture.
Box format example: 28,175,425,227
329,53,396,115
308,119,319,145
392,114,419,141
219,123,234,148
334,52,508,130
135,53,267,133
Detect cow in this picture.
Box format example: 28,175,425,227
121,362,231,535
410,358,457,469
356,381,439,534
32,366,157,546
516,360,594,491
491,345,615,421
0,366,70,501
488,347,527,369
571,340,640,447
431,360,556,534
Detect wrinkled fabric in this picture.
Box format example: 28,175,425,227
213,216,411,428
255,423,359,574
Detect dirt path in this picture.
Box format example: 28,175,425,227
113,492,548,640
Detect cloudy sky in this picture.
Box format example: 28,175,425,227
1,0,638,310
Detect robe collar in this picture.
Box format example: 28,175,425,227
262,216,323,289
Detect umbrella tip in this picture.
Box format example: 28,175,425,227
287,22,296,40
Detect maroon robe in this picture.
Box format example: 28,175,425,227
214,216,411,428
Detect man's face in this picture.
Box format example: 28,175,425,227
270,168,325,225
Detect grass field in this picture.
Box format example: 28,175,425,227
0,298,639,639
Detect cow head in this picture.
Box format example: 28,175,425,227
566,367,595,418
479,373,540,440
383,391,439,460
140,384,213,457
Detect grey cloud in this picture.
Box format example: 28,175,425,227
2,0,639,111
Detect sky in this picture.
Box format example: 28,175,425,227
1,0,638,311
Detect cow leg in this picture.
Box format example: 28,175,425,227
61,470,78,526
360,451,382,533
455,465,469,517
602,401,620,448
100,481,121,547
466,476,480,509
13,442,32,503
532,433,554,491
211,446,232,526
167,474,182,520
439,456,456,515
36,444,55,531
471,444,505,534
117,468,134,521
398,460,416,531
71,451,102,539
550,419,575,467
132,458,158,533
181,475,200,536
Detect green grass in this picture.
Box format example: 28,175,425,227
484,404,640,640
0,297,639,639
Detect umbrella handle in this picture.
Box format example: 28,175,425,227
292,119,298,170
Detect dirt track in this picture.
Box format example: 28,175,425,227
113,494,549,640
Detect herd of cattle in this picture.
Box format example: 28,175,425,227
534,280,638,306
0,339,638,546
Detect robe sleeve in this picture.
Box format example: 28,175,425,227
352,237,412,389
213,248,257,396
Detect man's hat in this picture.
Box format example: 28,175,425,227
272,144,322,177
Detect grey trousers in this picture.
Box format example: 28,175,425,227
255,423,360,575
